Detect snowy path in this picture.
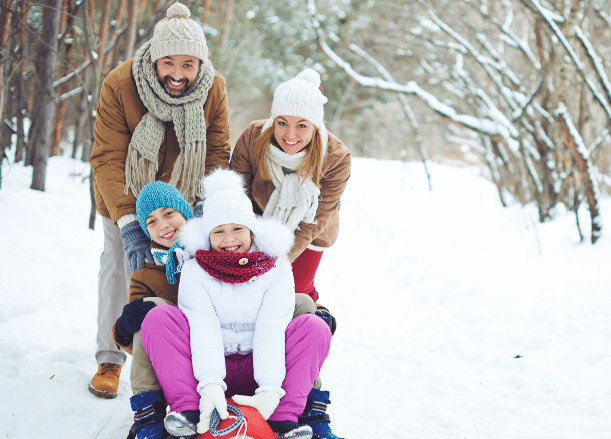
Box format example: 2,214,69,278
1,157,610,438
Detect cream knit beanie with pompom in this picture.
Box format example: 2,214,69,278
270,69,328,129
150,2,209,62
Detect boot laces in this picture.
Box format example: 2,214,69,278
100,363,120,378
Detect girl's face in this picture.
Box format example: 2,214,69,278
209,224,252,253
274,115,315,155
145,207,187,247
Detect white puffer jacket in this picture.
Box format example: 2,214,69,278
178,216,295,396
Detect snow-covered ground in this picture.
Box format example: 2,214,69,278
1,156,610,439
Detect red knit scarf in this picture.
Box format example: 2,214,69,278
195,250,278,284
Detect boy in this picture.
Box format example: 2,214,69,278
112,181,193,439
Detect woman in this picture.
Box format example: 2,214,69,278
230,69,350,439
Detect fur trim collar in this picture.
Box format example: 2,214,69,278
180,216,294,258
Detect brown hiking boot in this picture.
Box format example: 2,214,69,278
88,363,122,398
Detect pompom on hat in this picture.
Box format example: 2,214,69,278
180,168,258,252
270,69,328,129
150,2,209,62
136,181,193,238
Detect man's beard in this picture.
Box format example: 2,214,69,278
161,76,190,98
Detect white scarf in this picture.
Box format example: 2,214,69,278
260,119,328,232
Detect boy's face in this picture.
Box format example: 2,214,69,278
145,207,187,248
209,224,252,253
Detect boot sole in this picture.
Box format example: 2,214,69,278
276,425,313,439
164,412,197,437
88,383,117,399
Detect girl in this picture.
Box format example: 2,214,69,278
140,168,332,439
230,69,350,439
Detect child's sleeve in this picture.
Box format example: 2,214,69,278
252,261,295,396
111,269,156,354
177,260,227,393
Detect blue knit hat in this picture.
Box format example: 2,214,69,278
136,182,193,284
136,181,193,238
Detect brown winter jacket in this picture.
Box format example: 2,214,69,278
230,120,351,261
90,59,231,223
111,262,179,354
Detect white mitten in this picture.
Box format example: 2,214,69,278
232,391,281,420
197,383,229,434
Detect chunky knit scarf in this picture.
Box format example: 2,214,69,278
195,250,277,284
126,41,215,204
262,145,320,233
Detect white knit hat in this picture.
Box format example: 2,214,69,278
179,169,296,257
150,2,208,62
270,69,328,129
190,168,258,251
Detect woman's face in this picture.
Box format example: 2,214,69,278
273,115,315,155
209,223,252,253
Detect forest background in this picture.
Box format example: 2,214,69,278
1,0,611,244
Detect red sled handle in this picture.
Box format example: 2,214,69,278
209,405,243,436
195,398,277,439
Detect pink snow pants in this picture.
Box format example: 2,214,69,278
140,305,332,422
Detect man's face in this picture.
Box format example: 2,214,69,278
156,55,199,98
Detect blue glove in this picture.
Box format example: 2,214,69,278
120,222,153,273
193,203,204,218
115,299,157,338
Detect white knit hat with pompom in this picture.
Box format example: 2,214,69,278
270,69,328,128
150,2,208,62
179,168,258,252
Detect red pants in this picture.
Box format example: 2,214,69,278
291,248,323,302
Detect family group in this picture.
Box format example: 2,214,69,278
87,3,351,439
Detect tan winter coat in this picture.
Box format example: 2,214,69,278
90,59,231,223
111,262,179,354
230,120,351,261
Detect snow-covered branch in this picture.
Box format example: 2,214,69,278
526,0,584,70
574,26,611,110
55,86,84,103
313,26,516,140
53,60,91,89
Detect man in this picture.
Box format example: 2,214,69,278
88,2,230,399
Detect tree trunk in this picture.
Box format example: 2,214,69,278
96,0,112,72
14,0,28,163
52,9,74,157
554,104,602,243
30,0,62,191
0,0,13,126
125,0,139,59
89,167,96,229
71,92,87,159
221,0,234,48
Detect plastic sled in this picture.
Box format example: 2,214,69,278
193,398,277,439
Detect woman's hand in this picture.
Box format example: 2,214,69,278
232,391,281,420
197,383,229,434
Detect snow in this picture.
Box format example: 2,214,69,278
1,156,611,439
